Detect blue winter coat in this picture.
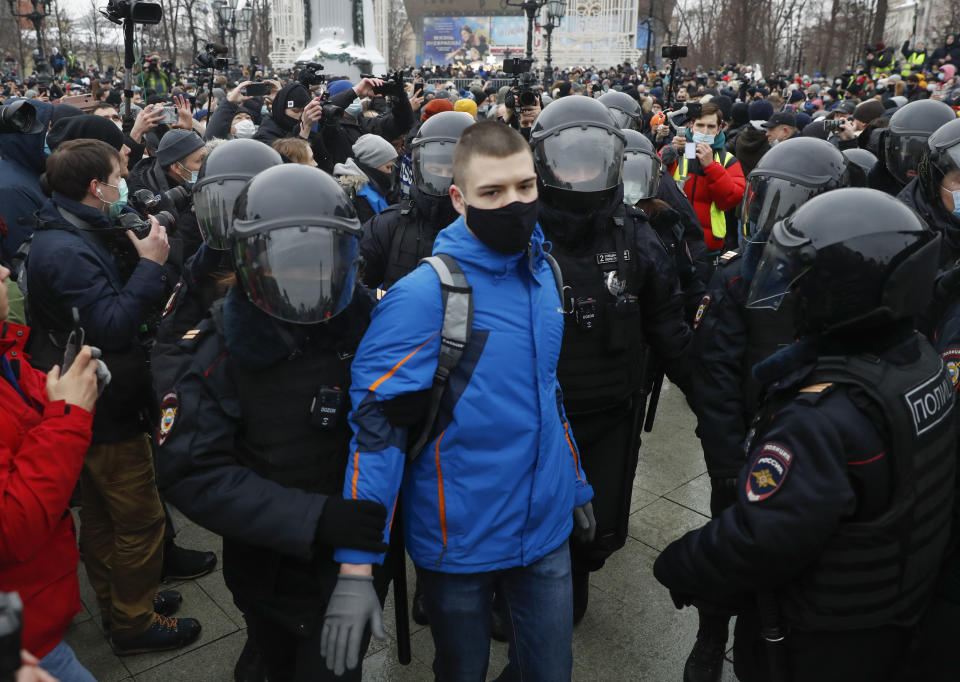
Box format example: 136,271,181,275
0,99,52,262
335,216,594,573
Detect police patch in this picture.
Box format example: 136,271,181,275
694,295,711,329
158,390,179,446
942,349,960,391
745,442,793,502
162,281,183,318
904,367,954,436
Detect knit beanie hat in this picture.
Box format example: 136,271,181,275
422,98,454,121
157,128,204,167
853,99,885,124
748,99,774,121
351,133,397,169
454,98,477,118
327,80,355,97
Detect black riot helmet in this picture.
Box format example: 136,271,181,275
194,139,283,250
598,91,642,130
884,99,957,186
620,128,661,204
841,147,878,186
530,95,626,213
747,188,939,336
918,118,960,211
231,165,362,324
741,137,850,242
410,111,474,197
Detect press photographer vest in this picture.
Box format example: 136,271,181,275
549,210,646,415
770,341,955,630
672,150,735,242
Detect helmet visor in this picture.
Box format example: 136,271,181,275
746,223,813,310
534,126,624,193
194,177,249,250
412,140,456,196
886,133,928,185
931,143,960,181
741,175,820,242
622,151,661,202
608,108,636,130
233,225,359,324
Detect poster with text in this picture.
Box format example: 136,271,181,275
423,16,492,65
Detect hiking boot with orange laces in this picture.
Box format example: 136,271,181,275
112,614,202,656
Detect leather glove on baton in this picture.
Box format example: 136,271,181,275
573,501,597,544
315,497,389,553
320,575,386,675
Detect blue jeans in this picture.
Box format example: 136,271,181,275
419,540,573,682
39,640,96,682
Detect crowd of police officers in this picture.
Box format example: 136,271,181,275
14,71,960,681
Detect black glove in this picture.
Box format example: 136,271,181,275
670,589,693,610
709,477,738,518
315,497,389,554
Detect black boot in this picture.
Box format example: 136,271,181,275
572,570,589,625
412,577,428,626
682,613,728,682
490,591,509,642
162,539,218,582
234,635,267,682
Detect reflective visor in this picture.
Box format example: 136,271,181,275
741,175,821,242
194,176,250,250
933,143,960,179
608,108,636,130
412,140,456,196
886,133,928,185
622,151,661,201
746,223,813,310
233,225,359,324
534,126,624,193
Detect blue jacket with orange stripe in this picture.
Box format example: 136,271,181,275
336,217,594,572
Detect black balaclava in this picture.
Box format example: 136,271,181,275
271,82,310,132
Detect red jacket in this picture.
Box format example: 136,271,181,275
0,322,93,657
666,151,746,251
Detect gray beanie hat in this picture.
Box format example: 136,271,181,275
352,133,397,169
157,129,205,167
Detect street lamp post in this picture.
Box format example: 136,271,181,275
505,0,547,61
7,0,51,83
543,0,566,89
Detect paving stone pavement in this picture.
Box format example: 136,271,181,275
66,382,739,680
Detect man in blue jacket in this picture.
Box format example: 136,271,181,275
320,120,595,681
0,99,51,262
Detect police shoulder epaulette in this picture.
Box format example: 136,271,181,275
719,250,741,262
177,322,215,350
800,382,833,393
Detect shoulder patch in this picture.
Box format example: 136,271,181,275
157,390,179,446
800,382,833,393
942,349,960,391
904,367,954,436
694,294,711,329
745,442,793,503
162,280,183,318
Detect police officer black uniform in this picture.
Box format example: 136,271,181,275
359,111,473,289
155,165,392,682
530,95,693,623
656,188,953,682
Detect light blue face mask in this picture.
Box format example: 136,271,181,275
97,178,128,218
945,185,960,219
261,105,269,116
345,100,363,117
43,140,51,157
691,132,715,145
178,161,199,187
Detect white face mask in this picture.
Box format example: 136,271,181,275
234,119,256,138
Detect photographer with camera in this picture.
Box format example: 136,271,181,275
25,139,203,656
204,79,278,141
253,81,336,171
141,54,171,97
499,58,541,139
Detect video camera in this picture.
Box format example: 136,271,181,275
502,57,539,117
197,43,230,71
359,71,407,98
661,45,688,60
102,0,162,25
0,592,22,682
295,61,325,87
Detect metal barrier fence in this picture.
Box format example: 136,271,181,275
402,78,519,91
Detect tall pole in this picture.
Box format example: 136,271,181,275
230,17,238,58
645,0,652,66
544,22,554,89
524,1,536,60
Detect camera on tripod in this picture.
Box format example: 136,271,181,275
359,71,406,98
661,45,688,60
295,61,325,87
102,0,162,25
197,43,230,71
503,58,539,115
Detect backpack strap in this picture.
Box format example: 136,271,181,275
408,253,473,462
543,251,565,304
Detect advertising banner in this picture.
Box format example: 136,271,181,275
422,15,530,65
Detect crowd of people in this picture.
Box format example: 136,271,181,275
1,27,960,682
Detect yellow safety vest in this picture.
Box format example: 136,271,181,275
673,151,733,240
901,52,925,77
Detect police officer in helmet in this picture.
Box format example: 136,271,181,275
155,164,393,681
599,90,643,131
685,137,852,681
531,95,693,623
359,111,473,290
657,188,953,682
871,98,956,195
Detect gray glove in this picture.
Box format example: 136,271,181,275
63,337,111,398
573,501,596,544
89,346,112,397
320,574,386,676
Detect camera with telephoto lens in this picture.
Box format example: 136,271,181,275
295,61,325,87
0,100,41,134
130,186,190,216
116,210,174,239
823,119,843,134
197,43,230,70
102,0,162,25
662,45,688,60
359,71,406,98
0,592,23,682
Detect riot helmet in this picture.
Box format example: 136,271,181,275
841,147,878,187
621,128,661,204
194,139,283,249
918,118,960,215
884,99,956,186
530,95,626,213
232,165,361,324
747,188,939,336
410,111,474,197
741,137,850,243
598,91,642,130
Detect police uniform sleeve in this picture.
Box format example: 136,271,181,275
358,210,394,289
156,329,327,562
653,396,858,600
690,264,752,479
334,265,444,566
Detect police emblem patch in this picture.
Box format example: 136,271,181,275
162,281,183,318
942,349,960,392
158,390,179,446
745,442,793,502
694,295,711,329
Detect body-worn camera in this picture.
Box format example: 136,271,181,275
295,61,325,87
360,71,406,97
310,386,345,429
0,592,23,682
662,45,688,60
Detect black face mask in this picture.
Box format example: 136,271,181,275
466,199,538,254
